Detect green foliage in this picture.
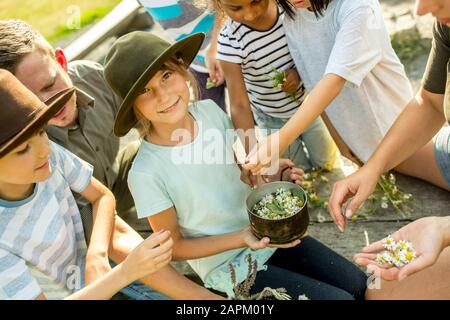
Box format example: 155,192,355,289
391,27,430,66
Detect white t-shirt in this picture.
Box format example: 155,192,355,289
0,142,92,300
284,0,413,162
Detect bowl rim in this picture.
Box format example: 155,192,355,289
247,181,308,222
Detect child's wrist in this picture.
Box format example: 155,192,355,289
86,248,108,261
238,229,249,248
115,262,135,286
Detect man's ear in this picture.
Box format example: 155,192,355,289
55,49,68,72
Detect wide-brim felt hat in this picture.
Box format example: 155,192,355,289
104,31,205,137
0,69,75,158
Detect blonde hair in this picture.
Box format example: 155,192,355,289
133,57,199,137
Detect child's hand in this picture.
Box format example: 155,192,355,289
244,131,289,176
205,48,225,87
282,68,300,94
122,230,173,282
85,252,112,285
240,166,261,189
264,159,304,184
241,227,301,249
328,165,378,232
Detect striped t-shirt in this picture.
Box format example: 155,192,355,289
138,0,215,73
217,8,306,119
0,141,92,300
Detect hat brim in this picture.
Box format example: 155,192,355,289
0,87,75,157
113,32,205,137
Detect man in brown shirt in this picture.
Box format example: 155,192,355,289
0,19,221,300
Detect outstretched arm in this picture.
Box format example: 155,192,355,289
328,89,446,232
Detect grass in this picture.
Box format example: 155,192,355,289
0,0,121,44
391,27,431,66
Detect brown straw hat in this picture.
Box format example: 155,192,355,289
0,69,75,158
104,31,205,137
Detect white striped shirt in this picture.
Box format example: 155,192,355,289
0,142,92,300
217,8,306,118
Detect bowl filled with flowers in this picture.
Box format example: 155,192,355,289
246,181,309,244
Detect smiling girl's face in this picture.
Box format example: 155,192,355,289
133,62,191,130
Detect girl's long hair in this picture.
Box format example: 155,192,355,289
279,0,333,19
308,0,332,18
276,0,295,19
214,1,332,20
133,57,199,137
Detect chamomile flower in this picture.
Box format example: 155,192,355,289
382,235,396,251
253,188,304,220
376,236,416,268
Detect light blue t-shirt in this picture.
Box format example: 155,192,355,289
0,142,92,299
128,100,276,296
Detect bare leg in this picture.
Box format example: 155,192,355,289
366,246,450,300
394,141,450,191
108,215,224,300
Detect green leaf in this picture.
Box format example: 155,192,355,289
206,78,215,89
265,203,286,216
290,188,304,201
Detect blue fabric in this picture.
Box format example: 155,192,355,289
175,13,215,41
128,100,275,295
434,126,450,187
119,280,170,300
109,261,169,300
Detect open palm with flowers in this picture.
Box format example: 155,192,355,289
353,216,450,281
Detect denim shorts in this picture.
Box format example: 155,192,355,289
434,126,450,187
109,261,170,300
252,110,340,170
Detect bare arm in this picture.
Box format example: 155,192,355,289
328,89,446,231
148,207,298,261
205,5,227,85
108,216,223,299
220,60,257,153
66,230,173,300
148,208,246,261
79,178,116,283
280,74,346,153
364,89,446,175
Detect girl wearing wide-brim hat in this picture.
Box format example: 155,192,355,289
104,32,367,299
0,70,173,300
